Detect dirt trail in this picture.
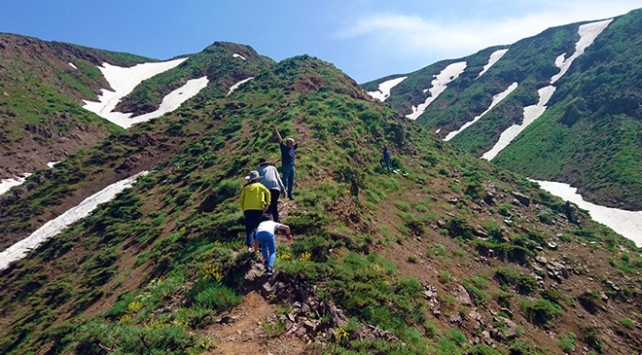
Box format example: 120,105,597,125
204,291,306,355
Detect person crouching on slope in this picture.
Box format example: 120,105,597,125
240,170,271,252
256,213,292,275
257,158,286,222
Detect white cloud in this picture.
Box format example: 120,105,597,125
338,0,642,63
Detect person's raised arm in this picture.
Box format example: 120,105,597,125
273,125,283,144
278,224,292,240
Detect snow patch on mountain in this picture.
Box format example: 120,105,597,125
551,19,612,84
82,58,195,128
0,171,149,270
477,49,508,78
367,76,407,102
445,82,518,141
0,174,31,196
128,76,209,122
228,77,254,95
233,53,247,60
482,86,555,160
406,61,467,120
482,19,611,160
533,180,642,247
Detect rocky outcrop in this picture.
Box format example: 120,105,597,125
243,261,399,344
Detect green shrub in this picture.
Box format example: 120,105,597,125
446,328,466,345
438,270,453,283
577,290,601,314
618,317,634,328
187,280,242,312
494,267,538,295
538,212,553,224
423,321,438,338
75,321,208,354
134,252,150,267
558,332,576,353
151,214,167,226
520,298,563,326
582,325,604,353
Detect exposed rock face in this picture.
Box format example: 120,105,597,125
483,180,499,205
452,284,473,306
511,192,531,207
244,261,399,343
422,283,441,317
564,200,580,224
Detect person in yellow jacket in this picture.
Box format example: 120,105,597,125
240,170,271,252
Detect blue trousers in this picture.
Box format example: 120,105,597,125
243,210,263,247
282,164,295,198
256,231,276,267
380,158,391,173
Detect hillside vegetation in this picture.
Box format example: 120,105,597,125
0,33,157,179
1,48,641,355
114,42,276,116
367,8,642,210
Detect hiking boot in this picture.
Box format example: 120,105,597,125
265,267,274,276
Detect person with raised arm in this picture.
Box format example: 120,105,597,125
274,125,299,199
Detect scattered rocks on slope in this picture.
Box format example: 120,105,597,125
248,262,399,343
422,283,441,317
511,191,531,207
452,284,472,306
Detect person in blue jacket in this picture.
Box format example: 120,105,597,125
274,125,299,199
380,146,391,173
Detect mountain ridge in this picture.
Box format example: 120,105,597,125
368,8,642,213
0,24,641,355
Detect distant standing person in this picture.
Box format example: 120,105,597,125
380,146,391,174
239,170,271,252
274,125,298,199
257,158,286,222
256,213,292,275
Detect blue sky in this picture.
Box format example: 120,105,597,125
2,0,642,83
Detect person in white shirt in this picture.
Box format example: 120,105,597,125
255,213,292,275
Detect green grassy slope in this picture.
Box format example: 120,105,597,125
115,42,276,116
0,34,156,176
492,11,642,209
0,53,640,355
376,8,642,210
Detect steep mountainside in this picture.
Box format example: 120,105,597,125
114,41,275,116
0,33,153,178
1,44,641,355
367,8,642,210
